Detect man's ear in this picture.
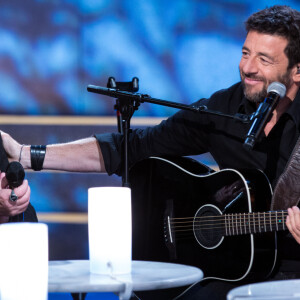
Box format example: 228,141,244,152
293,64,300,84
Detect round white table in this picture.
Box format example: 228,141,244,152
227,279,300,300
48,260,203,300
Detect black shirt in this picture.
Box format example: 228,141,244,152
96,81,300,188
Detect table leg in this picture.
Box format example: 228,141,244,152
71,293,87,300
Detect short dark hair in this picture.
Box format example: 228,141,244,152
245,5,300,69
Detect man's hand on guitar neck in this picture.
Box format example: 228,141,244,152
286,206,300,244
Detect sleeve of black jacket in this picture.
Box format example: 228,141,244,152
95,97,213,177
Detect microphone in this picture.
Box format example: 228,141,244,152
244,82,286,150
6,161,25,201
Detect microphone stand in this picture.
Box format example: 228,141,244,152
87,84,252,187
115,96,140,187
107,77,139,135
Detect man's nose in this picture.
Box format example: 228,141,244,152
241,57,258,74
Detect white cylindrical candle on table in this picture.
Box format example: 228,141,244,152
0,223,48,300
88,187,132,275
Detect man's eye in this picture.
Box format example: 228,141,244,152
260,57,271,64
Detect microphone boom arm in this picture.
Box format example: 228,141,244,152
87,85,251,123
87,84,252,186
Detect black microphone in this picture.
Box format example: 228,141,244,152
244,82,286,150
6,161,25,201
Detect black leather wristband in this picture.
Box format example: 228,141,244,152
31,145,46,171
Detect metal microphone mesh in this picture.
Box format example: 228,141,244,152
267,82,286,99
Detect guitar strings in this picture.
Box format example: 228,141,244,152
166,212,288,238
170,211,288,221
170,217,288,227
167,220,288,241
170,217,288,229
170,223,286,232
169,212,288,224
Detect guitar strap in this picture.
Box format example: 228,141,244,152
271,135,300,210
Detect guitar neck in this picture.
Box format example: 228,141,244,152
223,210,288,236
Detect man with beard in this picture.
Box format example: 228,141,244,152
2,4,300,299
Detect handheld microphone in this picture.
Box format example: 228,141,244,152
244,82,286,150
6,161,25,201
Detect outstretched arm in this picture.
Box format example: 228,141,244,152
1,131,106,173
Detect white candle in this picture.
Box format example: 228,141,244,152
88,187,132,275
0,223,48,300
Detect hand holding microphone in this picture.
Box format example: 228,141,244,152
0,161,29,219
244,82,286,150
6,161,25,202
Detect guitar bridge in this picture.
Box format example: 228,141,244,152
164,199,177,260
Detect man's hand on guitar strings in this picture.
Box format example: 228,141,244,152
286,206,300,244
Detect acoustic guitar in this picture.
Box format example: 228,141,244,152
129,156,287,282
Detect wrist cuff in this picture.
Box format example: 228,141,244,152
30,145,46,171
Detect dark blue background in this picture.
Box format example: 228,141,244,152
1,0,299,117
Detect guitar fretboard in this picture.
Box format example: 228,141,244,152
224,210,288,236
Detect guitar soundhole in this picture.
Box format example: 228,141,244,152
193,204,224,249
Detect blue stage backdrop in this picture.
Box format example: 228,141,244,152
0,0,299,117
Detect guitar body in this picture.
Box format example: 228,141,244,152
129,156,276,282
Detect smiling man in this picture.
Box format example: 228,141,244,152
2,4,300,300
240,32,293,103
